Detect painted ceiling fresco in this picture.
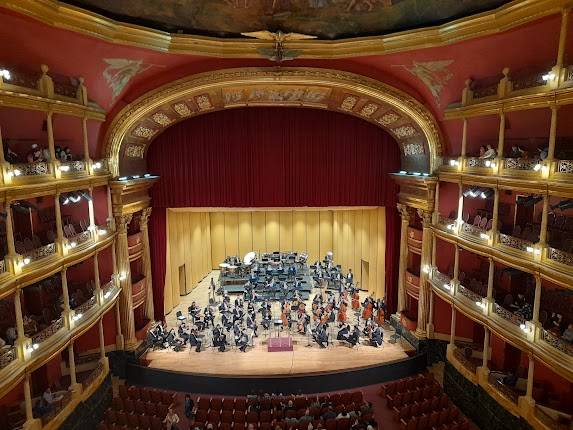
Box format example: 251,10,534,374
62,0,511,40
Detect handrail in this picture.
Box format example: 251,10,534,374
31,317,64,346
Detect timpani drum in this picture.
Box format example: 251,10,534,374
219,263,230,275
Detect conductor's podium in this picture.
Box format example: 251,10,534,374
268,336,293,352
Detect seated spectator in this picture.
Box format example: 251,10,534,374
5,326,17,345
299,409,313,424
42,386,63,409
26,144,44,163
184,393,194,418
322,406,337,420
502,372,517,387
4,144,19,163
561,324,573,343
537,146,548,160
336,410,350,420
480,144,497,159
164,407,180,430
478,145,486,157
508,145,525,158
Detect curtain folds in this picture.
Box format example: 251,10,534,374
148,107,400,320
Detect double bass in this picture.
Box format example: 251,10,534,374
351,291,360,310
362,298,373,321
338,302,347,323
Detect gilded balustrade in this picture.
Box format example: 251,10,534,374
453,346,479,374
0,346,17,369
31,317,64,346
432,270,453,293
458,284,484,304
493,303,526,328
460,222,488,241
547,247,573,267
22,243,57,264
59,160,87,176
75,295,97,315
540,329,573,358
41,391,72,425
81,361,104,390
498,233,533,253
66,230,92,250
488,373,520,405
0,259,6,275
11,161,51,177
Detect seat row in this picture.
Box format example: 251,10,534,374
193,417,369,430
379,374,435,397
400,409,470,430
392,395,451,421
111,397,169,417
197,392,363,413
118,384,176,406
103,410,164,430
386,386,443,409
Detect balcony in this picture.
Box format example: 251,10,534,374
74,295,98,317
128,232,143,260
500,158,542,178
0,345,17,370
457,284,485,307
436,215,456,233
546,247,573,269
498,233,535,256
10,161,52,183
407,226,422,253
453,344,481,376
40,391,73,426
30,317,65,348
534,405,572,430
492,302,527,329
431,270,453,294
460,222,490,243
21,242,57,267
132,277,147,308
80,361,105,391
65,230,93,253
91,159,109,175
488,372,520,405
465,157,493,174
539,329,573,359
59,160,88,177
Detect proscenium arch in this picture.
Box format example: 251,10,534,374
104,67,443,177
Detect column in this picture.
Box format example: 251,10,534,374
23,373,41,430
539,195,549,249
82,117,90,163
554,8,571,86
416,209,433,337
54,193,65,254
453,245,460,286
432,182,440,225
491,188,499,245
61,268,72,328
5,200,20,273
46,111,56,162
479,327,491,383
115,214,136,348
107,186,115,231
396,204,411,315
456,183,464,229
496,112,506,173
526,353,535,402
547,106,558,166
68,342,82,395
460,119,468,159
14,289,27,358
487,257,495,307
115,301,124,349
87,187,96,233
449,306,456,346
532,275,542,325
431,232,437,267
139,207,155,321
98,318,106,360
427,290,435,338
94,252,102,304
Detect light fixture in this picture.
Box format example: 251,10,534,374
23,257,31,265
490,162,497,169
59,165,70,172
542,71,556,82
13,168,21,176
422,265,430,274
422,173,429,177
80,191,92,202
118,176,128,181
132,175,140,179
533,163,541,172
104,291,111,299
480,233,490,240
72,313,83,321
534,248,541,255
447,224,454,230
119,273,127,281
485,160,491,167
449,159,457,167
144,173,151,178
32,343,39,350
93,162,102,169
98,228,107,236
411,172,421,176
0,69,11,80
526,246,534,253
443,283,451,291
69,241,77,248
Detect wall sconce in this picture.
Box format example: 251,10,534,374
20,257,31,267
542,71,556,82
93,162,102,170
443,283,451,291
0,69,11,80
12,168,21,177
98,228,107,236
422,265,430,274
67,241,77,250
104,291,111,299
533,163,542,172
446,224,455,231
118,176,128,181
480,233,490,240
27,343,39,353
119,273,127,281
59,165,70,172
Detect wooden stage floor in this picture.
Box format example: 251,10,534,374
148,270,415,377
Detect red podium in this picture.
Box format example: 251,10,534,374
267,337,293,352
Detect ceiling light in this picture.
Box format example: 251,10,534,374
0,69,11,80
542,71,556,81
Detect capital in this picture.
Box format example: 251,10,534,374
417,209,433,226
139,207,152,227
397,204,410,220
115,214,133,234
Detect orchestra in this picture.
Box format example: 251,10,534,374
147,252,389,354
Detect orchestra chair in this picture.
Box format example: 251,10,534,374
176,310,186,325
246,411,259,424
208,409,221,424
400,416,418,430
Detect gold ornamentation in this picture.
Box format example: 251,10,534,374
152,112,172,126
195,94,213,111
125,144,145,158
392,125,418,139
132,126,157,139
340,95,358,111
360,103,379,117
102,58,156,101
376,111,400,125
403,143,424,156
393,60,454,106
173,102,192,117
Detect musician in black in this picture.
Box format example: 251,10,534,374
235,328,249,352
370,324,383,348
204,306,214,327
313,323,329,348
348,325,360,346
337,324,351,342
222,313,233,330
246,313,258,337
189,328,202,352
178,323,190,343
212,325,227,352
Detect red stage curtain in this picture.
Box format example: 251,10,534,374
148,107,400,319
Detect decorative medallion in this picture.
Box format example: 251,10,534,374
403,143,425,156
195,94,213,111
393,60,454,106
360,103,379,117
376,111,400,126
392,125,418,139
125,144,145,158
340,95,358,111
132,126,157,139
173,102,192,117
152,112,172,126
223,89,245,105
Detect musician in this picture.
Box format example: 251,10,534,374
178,323,190,343
313,323,329,348
189,328,202,352
261,308,271,330
235,328,250,352
246,313,258,337
346,269,354,285
370,324,383,348
219,300,229,314
337,324,351,341
204,306,215,327
222,313,233,330
213,325,227,352
348,325,360,347
232,306,244,324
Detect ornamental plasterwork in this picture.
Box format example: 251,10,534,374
132,126,157,139
393,60,454,107
403,143,424,156
360,103,379,117
340,95,358,111
392,125,418,139
125,144,145,158
173,102,192,117
195,94,213,111
152,112,172,126
222,86,331,105
376,111,400,126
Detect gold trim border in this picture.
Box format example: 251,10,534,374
0,0,571,58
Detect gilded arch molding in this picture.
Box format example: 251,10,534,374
104,67,443,177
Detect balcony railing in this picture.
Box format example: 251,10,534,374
458,284,484,304
547,247,573,267
437,215,456,232
66,230,92,249
22,243,57,264
92,159,109,174
493,303,526,327
453,346,478,374
0,259,5,275
0,346,17,369
540,329,573,358
461,222,488,240
556,159,573,174
59,160,86,175
31,317,64,346
41,391,72,425
432,270,452,292
498,233,533,253
503,158,540,172
466,157,491,169
488,373,519,405
75,295,97,315
12,162,51,177
535,405,572,430
102,280,116,299
81,361,104,390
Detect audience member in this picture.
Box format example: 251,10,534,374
561,323,573,343
184,393,194,419
481,144,497,159
164,407,180,430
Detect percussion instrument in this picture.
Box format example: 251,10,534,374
228,265,238,273
219,263,230,274
244,251,257,265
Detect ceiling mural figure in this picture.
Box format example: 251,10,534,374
102,58,159,101
393,60,454,107
63,0,511,39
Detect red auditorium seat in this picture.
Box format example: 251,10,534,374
150,390,162,404
295,397,307,409
449,407,460,421
325,419,337,430
260,410,272,423
417,413,429,430
438,409,450,426
141,388,152,402
221,410,234,424
274,420,286,430
336,418,350,430
400,416,418,430
234,410,246,424
246,411,258,424
157,403,169,418
127,413,139,428
430,396,440,411
134,400,146,414
235,398,247,411
428,411,440,428
161,391,175,405
260,423,272,430
116,411,128,426
145,402,157,416
220,423,233,430
393,404,410,422
222,398,235,411
211,397,223,411
150,416,163,430
123,398,135,413
139,414,151,429
98,423,108,430
105,409,117,424
422,385,432,399
198,397,210,411
309,407,321,419
431,384,441,397
208,409,221,423
195,409,209,424
439,394,449,409
118,385,129,399
260,398,272,410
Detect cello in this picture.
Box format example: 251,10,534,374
338,302,347,323
351,291,360,310
362,298,373,320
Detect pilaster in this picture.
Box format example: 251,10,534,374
115,213,136,348
396,204,411,315
139,207,155,321
416,209,433,337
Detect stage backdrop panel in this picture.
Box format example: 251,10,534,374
163,207,386,315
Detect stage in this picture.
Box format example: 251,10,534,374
147,270,415,378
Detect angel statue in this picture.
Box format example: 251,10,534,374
241,30,317,62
